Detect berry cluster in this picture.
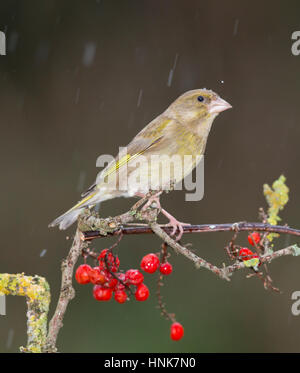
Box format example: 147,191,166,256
238,233,261,266
141,253,173,276
75,248,149,303
75,251,173,304
238,248,259,261
75,248,183,340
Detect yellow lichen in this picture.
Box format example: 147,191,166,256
243,257,260,269
0,273,50,353
263,175,289,241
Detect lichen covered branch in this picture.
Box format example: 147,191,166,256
0,273,50,353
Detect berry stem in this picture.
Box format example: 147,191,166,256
156,243,176,323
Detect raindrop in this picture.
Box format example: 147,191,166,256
128,112,135,128
233,19,239,36
6,329,14,350
77,171,86,192
167,69,174,87
82,42,97,67
267,34,272,45
167,53,179,87
75,88,81,104
35,42,50,64
217,159,224,169
17,95,24,111
137,89,143,107
8,31,18,53
40,249,47,258
173,53,179,71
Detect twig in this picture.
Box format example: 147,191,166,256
44,230,84,352
222,245,300,277
149,222,231,280
156,243,176,322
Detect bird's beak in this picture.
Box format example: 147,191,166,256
208,97,232,114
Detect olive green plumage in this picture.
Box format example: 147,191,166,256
49,88,231,230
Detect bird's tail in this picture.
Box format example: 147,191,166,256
49,191,98,230
49,208,84,230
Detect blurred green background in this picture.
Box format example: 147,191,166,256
0,0,300,352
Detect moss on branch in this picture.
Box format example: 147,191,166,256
0,273,50,353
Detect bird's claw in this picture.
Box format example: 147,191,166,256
165,218,190,241
140,195,189,241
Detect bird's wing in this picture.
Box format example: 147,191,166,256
81,118,173,197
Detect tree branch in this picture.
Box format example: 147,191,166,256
78,205,300,281
150,222,229,279
148,224,300,280
44,230,84,352
82,222,300,241
0,274,50,352
223,244,300,276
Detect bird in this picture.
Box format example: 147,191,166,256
49,89,232,239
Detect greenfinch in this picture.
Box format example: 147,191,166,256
49,89,231,236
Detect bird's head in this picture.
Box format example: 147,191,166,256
166,89,232,130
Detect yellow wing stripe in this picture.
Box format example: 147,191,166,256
102,153,141,181
102,154,131,179
68,191,98,212
102,137,163,181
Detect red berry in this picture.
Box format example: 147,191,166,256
75,264,92,284
140,253,160,274
170,322,184,341
239,247,254,261
102,269,111,280
117,272,126,282
248,232,261,246
135,283,150,301
98,249,120,272
115,273,126,291
108,277,118,289
97,248,110,261
125,269,144,285
114,290,128,304
89,267,106,285
159,262,173,275
93,285,113,301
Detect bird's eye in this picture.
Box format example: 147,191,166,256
197,96,204,102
